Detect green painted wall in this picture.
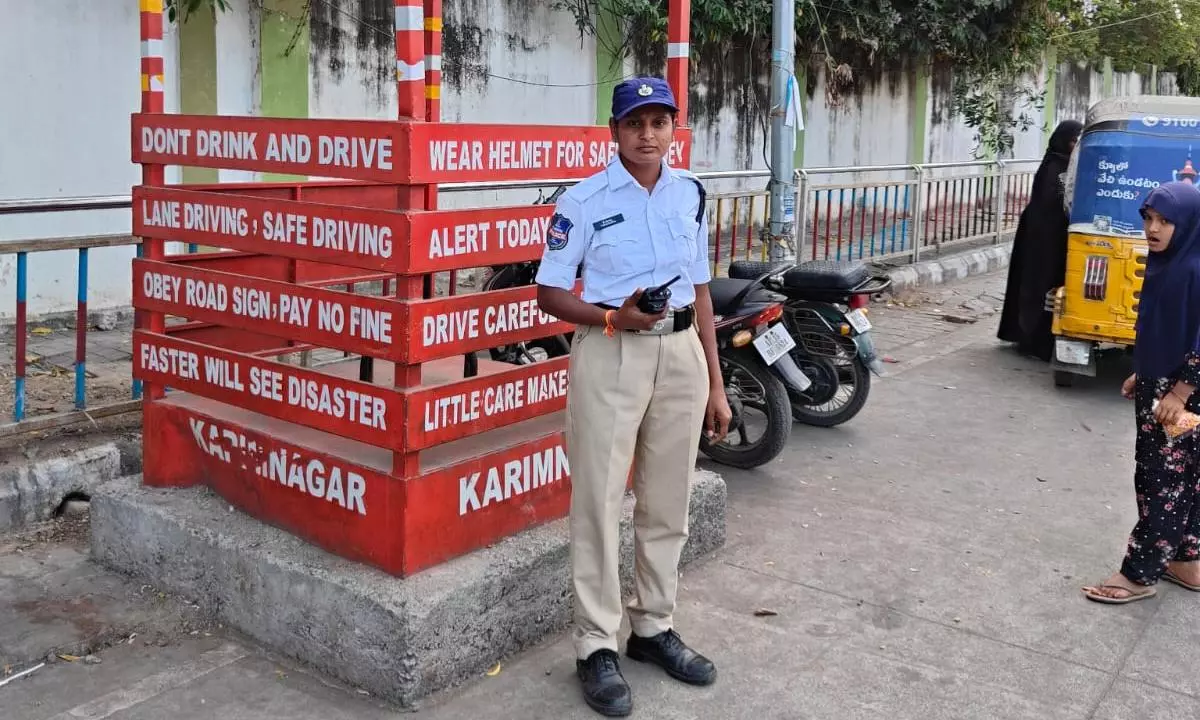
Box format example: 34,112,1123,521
910,62,929,164
178,5,218,184
593,0,622,124
260,0,310,182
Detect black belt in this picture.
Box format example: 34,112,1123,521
596,303,695,333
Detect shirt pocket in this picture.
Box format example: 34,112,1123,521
667,215,700,267
590,233,645,275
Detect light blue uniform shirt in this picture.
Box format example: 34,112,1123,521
534,158,711,309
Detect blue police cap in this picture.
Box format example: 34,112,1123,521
611,77,679,121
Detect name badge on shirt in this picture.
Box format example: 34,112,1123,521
592,214,625,231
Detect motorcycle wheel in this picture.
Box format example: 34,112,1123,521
791,353,871,427
698,348,791,469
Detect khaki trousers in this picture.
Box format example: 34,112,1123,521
566,322,709,660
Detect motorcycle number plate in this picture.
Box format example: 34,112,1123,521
752,323,797,366
846,309,872,333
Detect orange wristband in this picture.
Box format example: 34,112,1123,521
604,309,616,337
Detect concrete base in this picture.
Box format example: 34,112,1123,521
89,470,727,709
0,437,141,532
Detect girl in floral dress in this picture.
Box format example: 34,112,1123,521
1084,181,1200,604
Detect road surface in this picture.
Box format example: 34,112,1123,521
7,270,1192,720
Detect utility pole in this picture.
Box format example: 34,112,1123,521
767,0,797,261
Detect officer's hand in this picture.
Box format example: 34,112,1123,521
705,387,733,443
614,289,667,331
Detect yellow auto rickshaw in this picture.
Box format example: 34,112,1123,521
1049,96,1200,386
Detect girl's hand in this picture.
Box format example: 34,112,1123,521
1122,374,1136,399
1156,391,1187,427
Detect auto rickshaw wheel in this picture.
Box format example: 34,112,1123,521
1054,370,1076,388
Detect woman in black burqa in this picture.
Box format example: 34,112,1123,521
998,120,1085,360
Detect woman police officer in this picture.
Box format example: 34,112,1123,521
535,76,733,717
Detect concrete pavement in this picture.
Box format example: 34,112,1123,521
7,269,1199,719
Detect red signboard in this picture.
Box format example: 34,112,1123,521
403,284,576,364
143,397,572,576
132,113,693,184
133,114,402,182
403,430,571,572
133,330,402,448
133,185,403,273
406,205,555,273
133,259,401,360
134,185,556,274
403,356,570,450
406,123,692,183
143,400,405,575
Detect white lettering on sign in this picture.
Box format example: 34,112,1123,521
184,202,249,236
311,217,393,258
496,215,551,249
144,336,389,430
526,367,569,404
426,215,552,260
141,199,182,229
458,444,570,516
196,130,259,161
423,308,480,347
185,278,231,312
484,299,553,336
317,135,393,171
265,133,313,164
139,341,200,381
429,140,484,172
488,140,554,170
429,222,489,259
187,417,367,515
263,211,307,245
161,272,392,341
286,376,388,430
421,366,568,433
588,140,619,168
141,127,192,155
422,299,554,348
427,138,684,175
141,271,182,304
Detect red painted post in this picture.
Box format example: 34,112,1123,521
138,0,166,403
667,0,690,126
395,0,427,477
424,0,454,296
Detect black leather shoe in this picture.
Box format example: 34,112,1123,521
576,649,633,717
626,629,716,686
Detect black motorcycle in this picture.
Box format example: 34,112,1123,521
723,259,891,427
700,276,810,468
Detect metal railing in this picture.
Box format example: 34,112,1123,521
0,160,1038,437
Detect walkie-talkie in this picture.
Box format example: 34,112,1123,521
637,275,681,315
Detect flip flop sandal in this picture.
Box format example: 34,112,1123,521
1164,571,1200,592
1082,585,1157,605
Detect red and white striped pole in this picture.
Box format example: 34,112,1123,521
394,0,426,477
139,0,166,402
424,0,441,124
423,0,452,294
666,0,690,126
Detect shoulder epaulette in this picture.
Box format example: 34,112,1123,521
563,172,608,202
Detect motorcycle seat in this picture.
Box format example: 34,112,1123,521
781,261,871,291
728,260,791,280
707,277,755,315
